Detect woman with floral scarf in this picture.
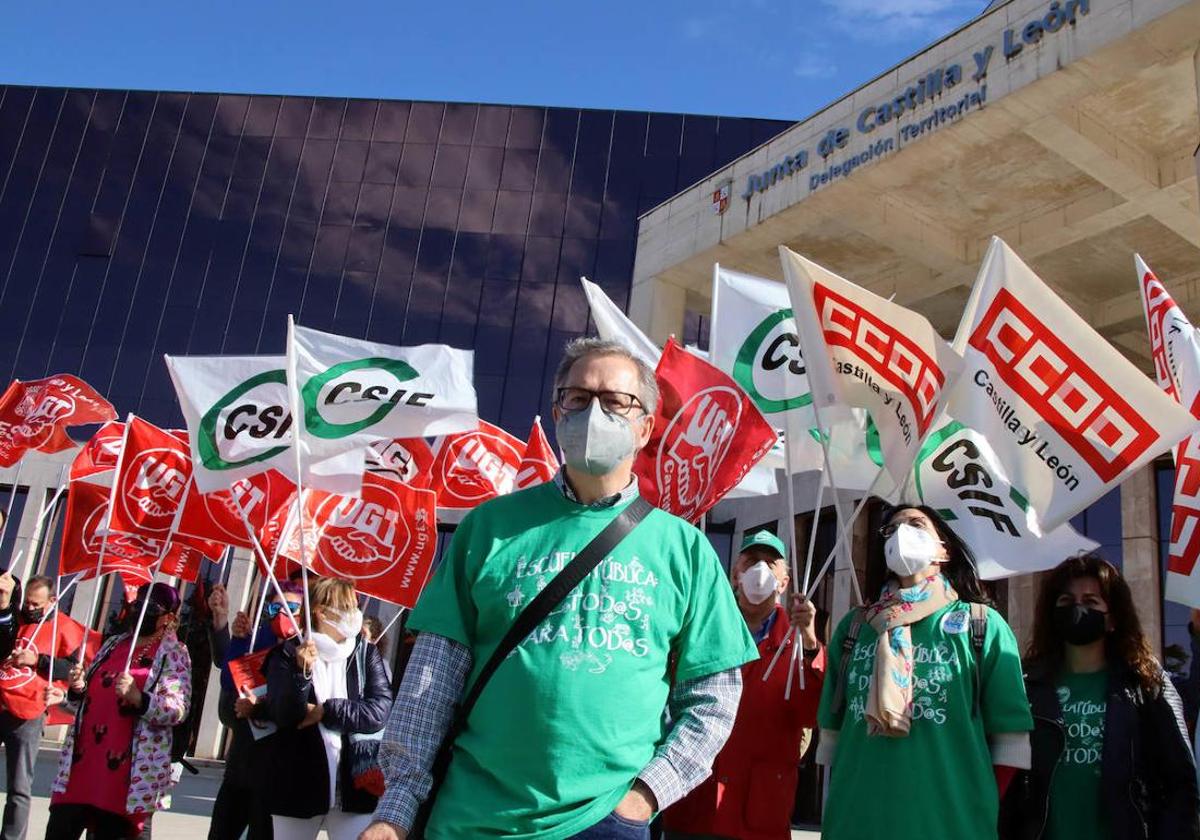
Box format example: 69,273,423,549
815,505,1033,840
46,582,192,840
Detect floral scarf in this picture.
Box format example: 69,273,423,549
864,573,957,737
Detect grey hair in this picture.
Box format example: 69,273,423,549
553,337,659,414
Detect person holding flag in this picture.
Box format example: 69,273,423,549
262,577,390,840
362,338,758,840
205,580,304,840
816,505,1033,840
1000,555,1199,840
662,530,825,840
0,573,87,840
46,583,191,840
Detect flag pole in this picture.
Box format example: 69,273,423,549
804,465,890,598
0,461,24,565
18,465,68,587
46,574,62,708
79,538,111,664
231,493,303,638
247,566,273,652
286,315,313,639
123,482,189,673
379,606,406,638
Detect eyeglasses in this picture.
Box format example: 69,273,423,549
555,387,645,417
266,601,302,618
879,520,940,540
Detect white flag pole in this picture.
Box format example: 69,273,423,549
231,493,303,638
286,315,313,639
123,481,189,673
0,461,24,564
247,568,273,652
17,466,68,587
28,575,80,649
379,607,406,638
79,538,111,664
45,574,63,707
804,465,890,598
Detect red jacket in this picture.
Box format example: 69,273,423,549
663,604,826,840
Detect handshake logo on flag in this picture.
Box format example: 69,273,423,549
127,450,190,523
13,390,75,442
659,387,739,520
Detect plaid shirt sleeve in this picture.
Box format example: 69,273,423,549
373,632,473,832
637,666,743,811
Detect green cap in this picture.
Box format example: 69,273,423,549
739,530,786,559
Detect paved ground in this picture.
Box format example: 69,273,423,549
2,747,821,838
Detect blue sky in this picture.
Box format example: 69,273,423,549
3,1,985,121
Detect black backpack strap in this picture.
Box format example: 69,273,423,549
829,607,866,720
970,602,988,718
453,496,654,733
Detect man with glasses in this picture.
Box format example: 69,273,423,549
363,338,759,840
207,579,305,840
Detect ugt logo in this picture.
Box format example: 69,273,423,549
733,308,812,415
302,358,433,439
83,501,158,563
199,370,291,471
816,285,944,436
969,289,1157,483
439,433,520,504
313,482,409,580
658,387,739,520
11,389,75,447
121,449,190,533
0,638,37,689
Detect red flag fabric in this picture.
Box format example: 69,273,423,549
176,470,296,550
430,421,524,510
0,612,96,721
0,375,117,467
71,421,126,481
159,542,207,582
107,416,193,540
634,340,777,523
279,474,437,607
366,438,435,489
515,417,559,491
59,480,161,578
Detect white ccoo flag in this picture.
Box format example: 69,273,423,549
780,246,962,492
947,238,1199,531
1137,254,1200,608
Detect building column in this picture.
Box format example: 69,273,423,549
1121,465,1162,655
629,275,687,346
193,548,256,760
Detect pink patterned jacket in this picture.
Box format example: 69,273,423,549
52,631,192,816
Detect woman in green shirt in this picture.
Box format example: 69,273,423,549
1000,555,1199,840
816,504,1034,840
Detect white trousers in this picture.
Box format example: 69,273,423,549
271,811,375,840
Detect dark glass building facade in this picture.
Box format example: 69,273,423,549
0,86,790,434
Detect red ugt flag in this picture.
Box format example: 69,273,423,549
515,416,559,491
430,421,524,510
176,469,296,551
0,375,117,467
58,479,161,578
107,416,193,540
71,421,126,481
280,473,437,607
634,340,776,523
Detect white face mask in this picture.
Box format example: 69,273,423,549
739,561,780,605
884,523,945,578
324,607,363,641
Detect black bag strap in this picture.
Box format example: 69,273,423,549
830,607,866,720
451,496,654,733
970,602,988,718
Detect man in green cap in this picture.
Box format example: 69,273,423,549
662,529,825,840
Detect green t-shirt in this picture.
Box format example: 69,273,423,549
1047,670,1109,840
407,481,758,840
817,601,1033,840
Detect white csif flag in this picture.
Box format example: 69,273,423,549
780,246,963,493
947,238,1199,531
910,416,1097,579
165,354,300,493
711,263,885,493
287,318,478,494
1137,254,1200,608
580,278,660,368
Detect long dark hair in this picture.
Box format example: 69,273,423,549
882,504,991,605
1025,554,1160,693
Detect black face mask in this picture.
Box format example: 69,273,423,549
19,606,44,624
1053,603,1108,646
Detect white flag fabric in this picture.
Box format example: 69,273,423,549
711,264,885,493
581,278,660,368
1137,255,1200,607
948,238,1199,531
910,417,1097,579
287,320,478,495
780,246,963,491
165,354,297,493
